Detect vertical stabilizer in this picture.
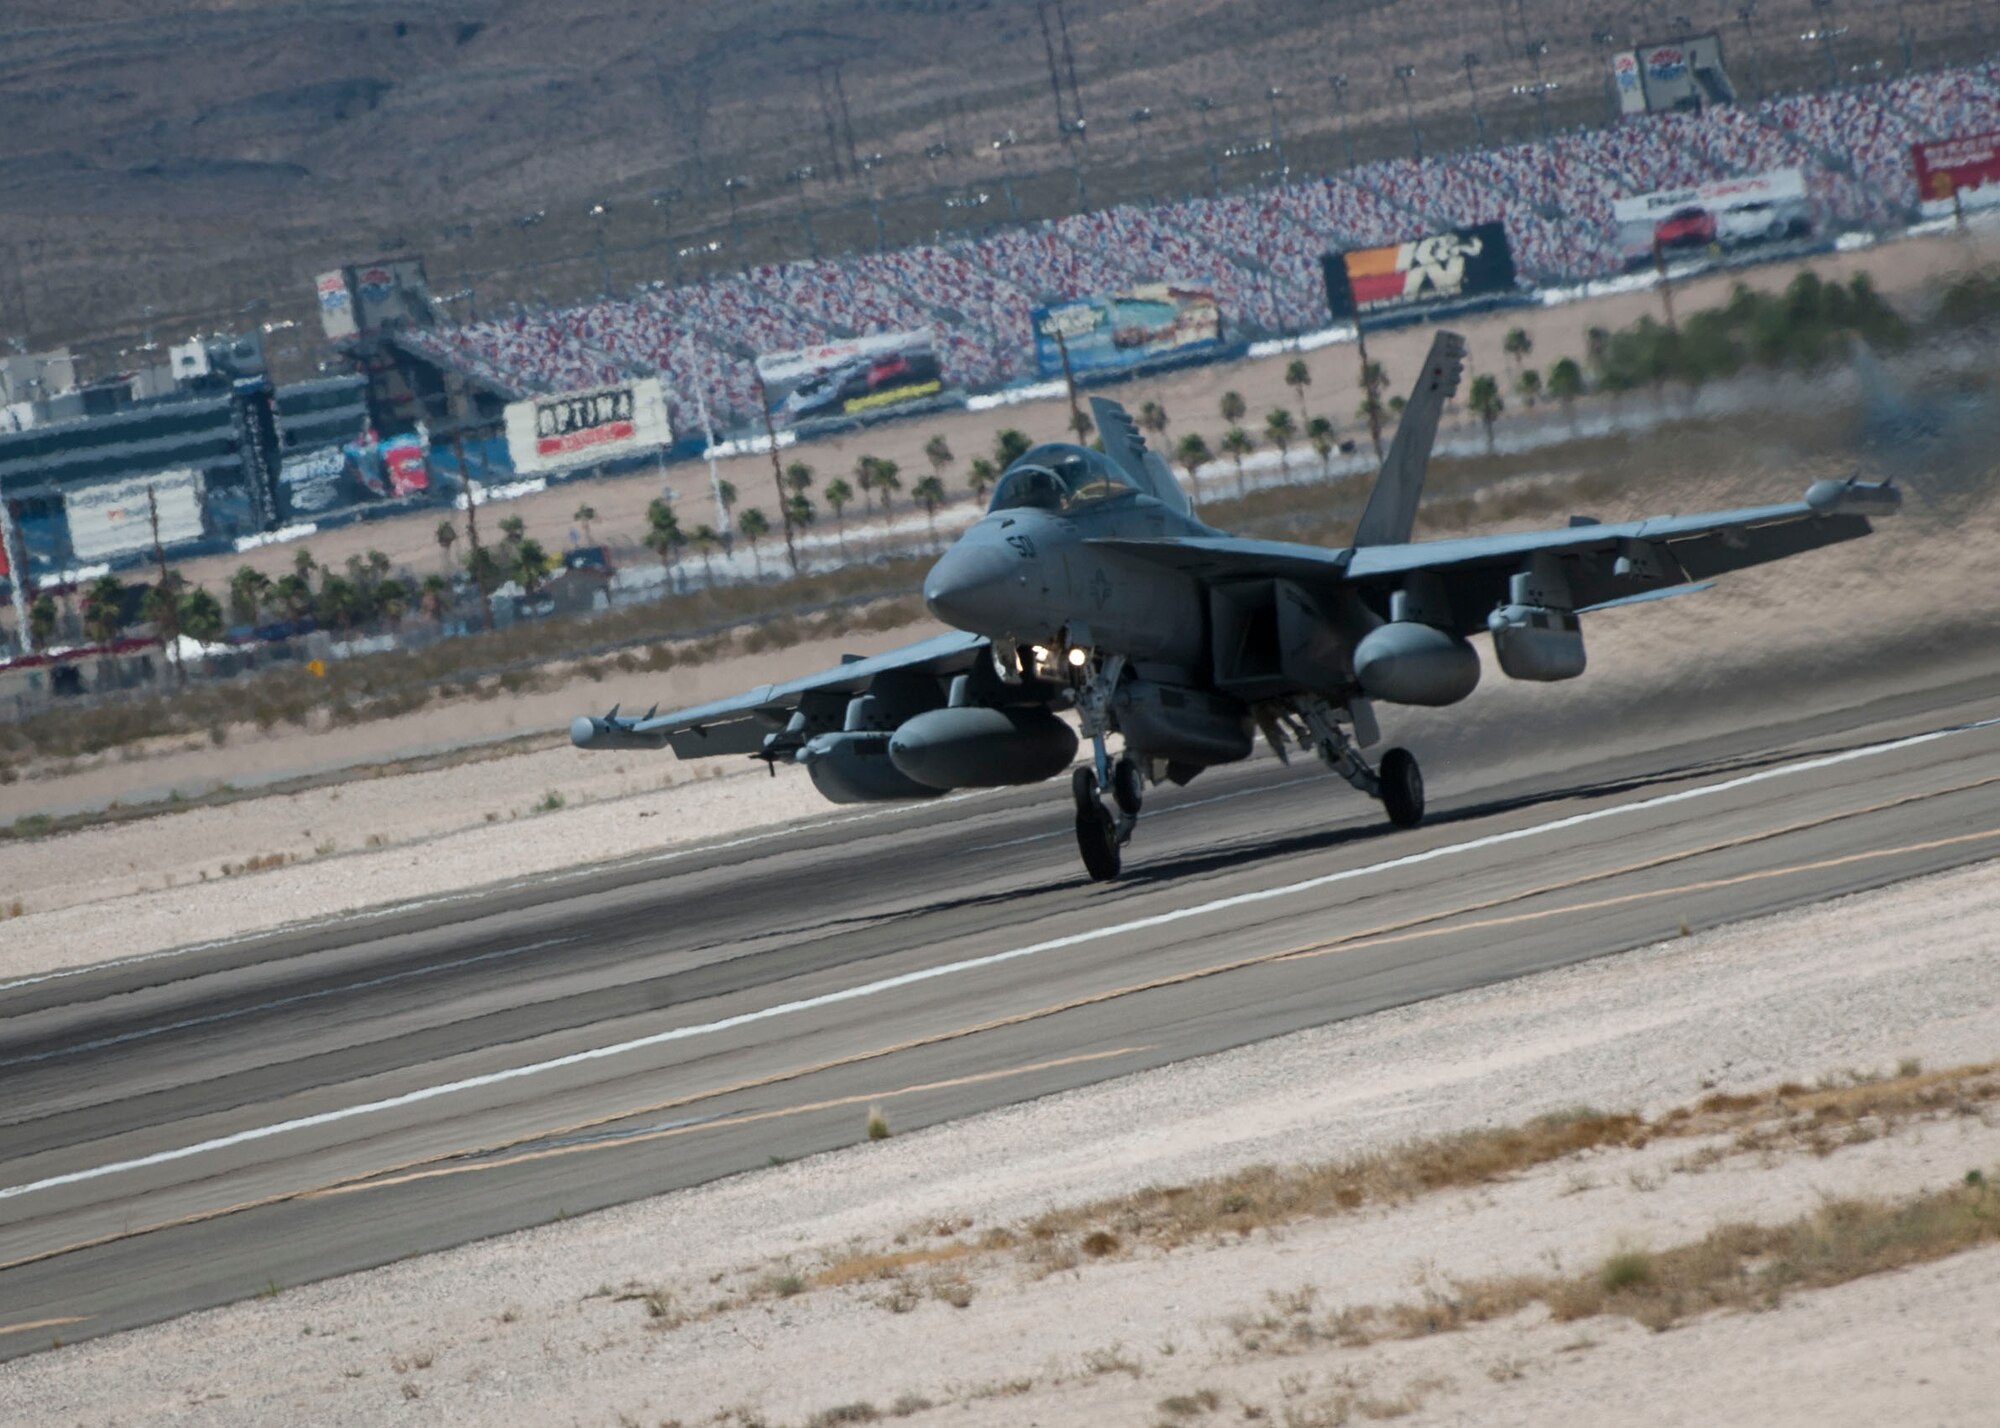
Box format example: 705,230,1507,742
1351,330,1467,547
1091,395,1191,515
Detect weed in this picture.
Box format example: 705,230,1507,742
1080,1228,1121,1258
928,1272,974,1308
1600,1248,1654,1292
3,899,22,920
888,1393,934,1417
1083,1343,1143,1379
807,1404,879,1426
1158,1388,1222,1417
866,1105,891,1141
535,790,566,813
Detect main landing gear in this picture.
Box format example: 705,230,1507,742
1294,696,1426,830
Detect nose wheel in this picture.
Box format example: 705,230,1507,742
1072,766,1123,882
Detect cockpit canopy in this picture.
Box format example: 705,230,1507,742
987,443,1138,514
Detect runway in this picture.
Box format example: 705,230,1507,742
4,657,2000,1359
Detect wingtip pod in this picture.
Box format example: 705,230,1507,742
571,711,670,751
1805,476,1901,517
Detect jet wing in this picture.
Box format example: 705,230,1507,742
571,629,991,758
1093,478,1895,637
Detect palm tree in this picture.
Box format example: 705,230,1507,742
1219,389,1246,428
993,428,1031,467
512,538,554,595
365,548,392,584
1264,408,1297,476
823,478,854,556
274,572,315,623
1174,433,1212,502
419,573,450,621
1547,357,1585,433
644,497,684,580
83,574,126,644
922,434,954,490
1358,360,1390,457
1503,326,1533,370
966,457,998,503
737,507,770,576
715,479,737,523
1467,373,1505,452
785,491,815,535
912,474,946,548
1284,358,1313,422
228,565,272,627
573,503,597,544
371,578,411,624
783,459,814,497
689,524,721,585
498,513,526,547
435,519,458,572
178,585,225,644
869,458,901,511
1220,427,1255,499
1137,400,1169,445
292,547,317,582
1306,415,1337,470
28,594,57,648
1068,406,1094,443
1515,368,1542,408
853,454,881,509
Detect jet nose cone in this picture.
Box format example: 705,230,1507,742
923,539,1018,633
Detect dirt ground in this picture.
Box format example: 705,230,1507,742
158,224,1997,597
5,858,1997,1426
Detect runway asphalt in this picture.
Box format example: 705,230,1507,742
4,651,2000,1360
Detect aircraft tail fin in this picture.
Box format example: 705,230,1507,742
1351,329,1467,547
1091,395,1191,516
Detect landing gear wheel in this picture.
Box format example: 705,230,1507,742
1075,797,1123,881
1379,747,1425,829
1071,765,1100,813
1110,756,1144,818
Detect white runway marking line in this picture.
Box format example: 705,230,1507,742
0,938,575,1071
3,714,1995,1206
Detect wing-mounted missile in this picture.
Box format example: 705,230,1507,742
570,705,672,751
1805,475,1901,517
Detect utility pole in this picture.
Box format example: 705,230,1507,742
1354,328,1384,459
452,431,494,631
1328,74,1355,169
1054,327,1083,434
1394,64,1423,160
1462,52,1487,146
756,376,800,575
684,334,731,540
1192,96,1221,196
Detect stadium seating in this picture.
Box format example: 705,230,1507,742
405,63,1999,433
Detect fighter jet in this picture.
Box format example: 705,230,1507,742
574,330,1898,880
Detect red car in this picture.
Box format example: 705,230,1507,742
1654,205,1717,250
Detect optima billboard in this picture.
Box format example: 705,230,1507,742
1612,168,1810,265
1913,132,2000,218
757,331,944,429
1322,223,1518,323
1032,283,1222,378
503,377,673,475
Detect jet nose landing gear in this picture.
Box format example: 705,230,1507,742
1072,756,1143,883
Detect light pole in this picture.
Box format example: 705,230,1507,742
1522,41,1552,139
1191,96,1221,196
721,176,750,273
1328,73,1355,169
1059,119,1089,207
1462,51,1487,146
1265,86,1289,179
1393,64,1422,160
989,135,1022,222
512,211,545,306
859,153,888,250
651,189,683,285
1890,0,1913,72
1129,107,1155,204
1804,0,1846,88
588,202,612,297
786,165,819,259
1736,4,1766,102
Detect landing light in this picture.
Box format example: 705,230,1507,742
1030,644,1051,663
1067,647,1090,668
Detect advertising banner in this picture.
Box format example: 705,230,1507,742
1612,32,1735,114
503,376,673,475
1612,168,1810,265
276,447,348,521
315,271,357,340
756,331,943,428
1913,132,2000,218
1031,283,1223,378
382,434,430,496
1322,222,1518,323
1611,51,1647,116
65,470,205,562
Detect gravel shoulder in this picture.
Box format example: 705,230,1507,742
4,857,1997,1426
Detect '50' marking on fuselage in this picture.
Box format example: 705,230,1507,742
1006,534,1037,558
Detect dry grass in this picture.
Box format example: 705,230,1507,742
814,1243,975,1290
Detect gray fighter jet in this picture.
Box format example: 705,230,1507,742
574,330,1898,880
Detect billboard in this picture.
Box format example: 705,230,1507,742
65,470,205,562
503,376,673,475
315,271,357,340
1611,32,1736,114
1322,222,1518,323
276,447,348,521
348,257,435,331
1612,168,1810,265
756,331,944,428
1031,283,1222,378
1913,132,2000,219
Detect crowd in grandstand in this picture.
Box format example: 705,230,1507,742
400,61,2000,433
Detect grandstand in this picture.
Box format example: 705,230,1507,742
398,60,2000,436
